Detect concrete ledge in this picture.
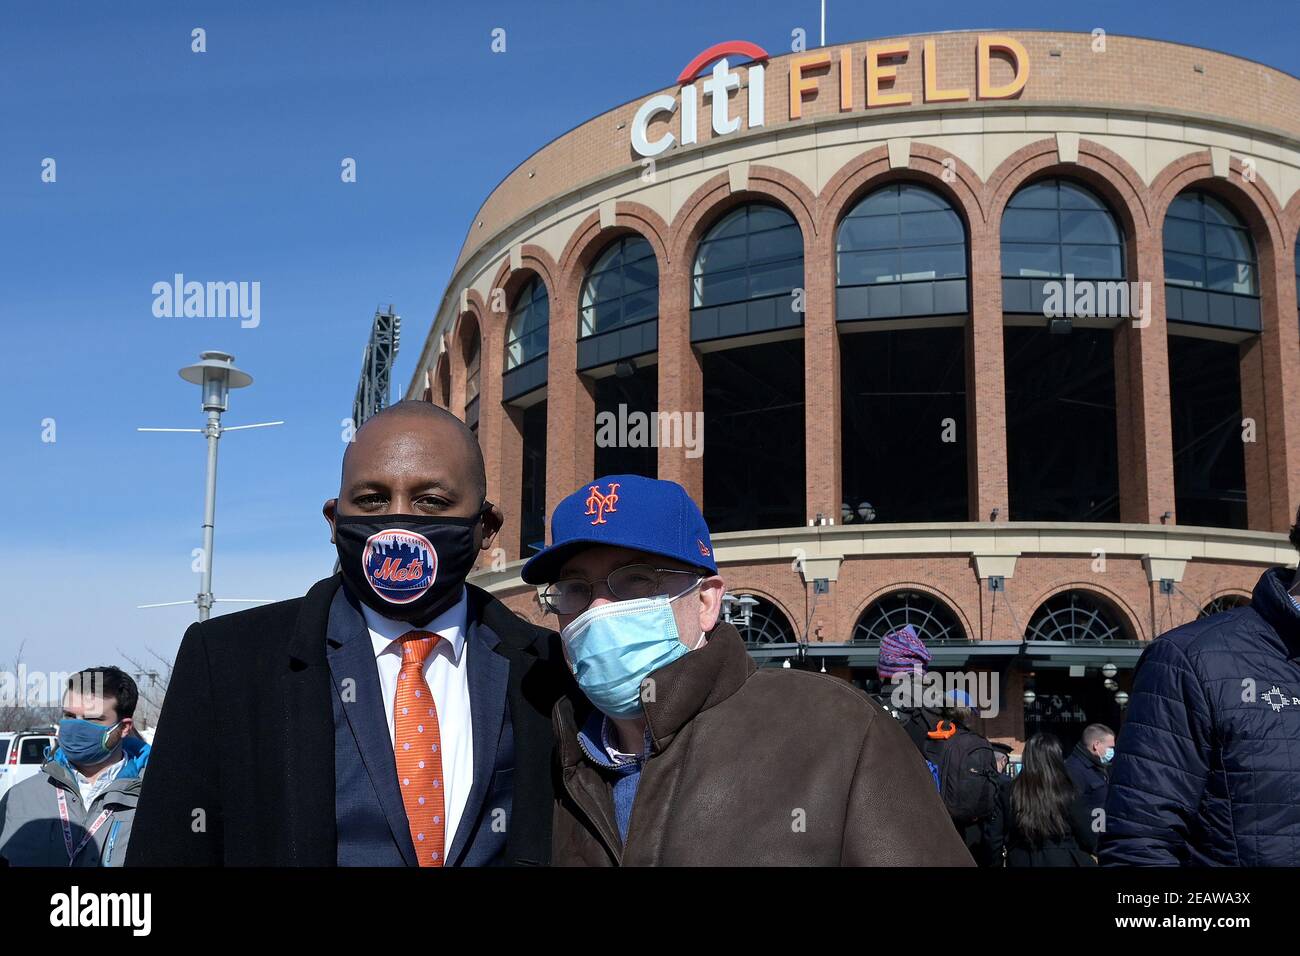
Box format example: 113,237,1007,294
470,521,1294,595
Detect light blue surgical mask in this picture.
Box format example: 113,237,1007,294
1102,746,1115,764
561,588,703,719
57,718,122,767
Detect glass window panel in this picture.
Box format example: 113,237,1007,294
1206,258,1256,295
1163,217,1204,255
1166,193,1202,221
1060,209,1120,245
1002,242,1062,278
749,223,803,263
621,290,657,323
900,246,966,281
838,215,899,251
507,325,547,368
587,300,623,335
695,234,746,274
848,186,899,218
1164,251,1205,287
1205,257,1237,293
900,209,964,246
749,259,803,298
1062,243,1123,279
898,184,950,213
1008,181,1058,209
747,205,796,232
590,244,623,275
585,270,623,305
1236,262,1257,295
514,303,545,337
839,249,901,285
622,237,654,265
533,291,549,319
622,257,658,291
1058,181,1106,210
1204,224,1252,261
706,208,748,240
526,327,548,360
1200,194,1242,227
695,269,748,308
1002,208,1061,244
1162,192,1258,297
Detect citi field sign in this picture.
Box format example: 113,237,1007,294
631,35,1030,158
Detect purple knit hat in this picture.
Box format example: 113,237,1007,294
876,624,931,678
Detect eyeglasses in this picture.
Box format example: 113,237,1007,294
540,564,702,616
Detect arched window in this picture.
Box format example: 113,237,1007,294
693,203,802,309
723,594,796,645
505,277,549,370
1164,191,1257,296
1199,594,1250,618
1026,591,1129,643
465,331,481,406
1294,231,1299,316
463,322,481,430
434,355,450,407
853,591,966,644
581,236,658,337
1002,179,1123,279
838,183,967,286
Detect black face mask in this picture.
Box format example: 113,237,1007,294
333,510,484,624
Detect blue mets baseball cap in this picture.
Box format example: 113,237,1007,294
519,474,718,584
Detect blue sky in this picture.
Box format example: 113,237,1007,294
2,0,1297,681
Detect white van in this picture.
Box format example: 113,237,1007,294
0,731,57,799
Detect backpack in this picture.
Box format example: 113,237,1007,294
922,721,998,826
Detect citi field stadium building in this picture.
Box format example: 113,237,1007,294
409,30,1300,747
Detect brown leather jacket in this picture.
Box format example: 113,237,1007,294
552,623,975,866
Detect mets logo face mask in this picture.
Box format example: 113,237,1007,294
363,528,438,603
334,511,484,623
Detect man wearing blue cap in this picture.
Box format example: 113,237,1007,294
523,474,973,866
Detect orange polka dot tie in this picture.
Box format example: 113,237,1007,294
395,631,446,866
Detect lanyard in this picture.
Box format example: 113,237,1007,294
56,789,113,866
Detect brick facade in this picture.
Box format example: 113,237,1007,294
418,31,1300,746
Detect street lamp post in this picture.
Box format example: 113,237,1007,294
180,352,252,620
138,350,283,621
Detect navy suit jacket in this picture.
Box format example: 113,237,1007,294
328,586,517,866
127,574,572,866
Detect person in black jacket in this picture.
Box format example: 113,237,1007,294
1063,722,1113,836
981,741,1015,866
1101,505,1300,866
127,400,573,866
1006,733,1096,867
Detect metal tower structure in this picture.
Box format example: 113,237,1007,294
352,304,401,428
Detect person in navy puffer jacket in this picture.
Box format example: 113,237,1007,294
1100,508,1300,866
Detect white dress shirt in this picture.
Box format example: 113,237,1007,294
361,588,474,859
73,752,125,807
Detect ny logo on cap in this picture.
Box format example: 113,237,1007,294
584,482,620,525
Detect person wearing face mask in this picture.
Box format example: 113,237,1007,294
128,401,574,867
1063,722,1113,853
526,474,973,866
1101,504,1300,867
0,667,149,866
